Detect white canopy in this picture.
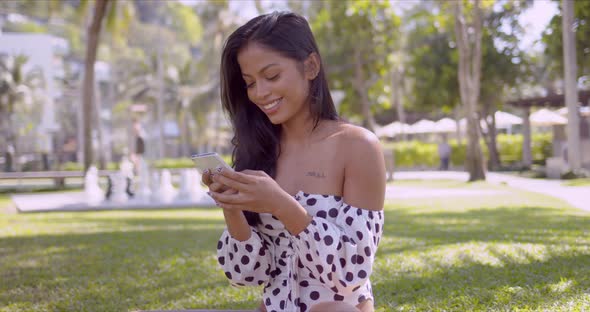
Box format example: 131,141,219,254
493,111,523,128
375,121,411,138
530,108,567,126
409,119,437,134
433,117,457,133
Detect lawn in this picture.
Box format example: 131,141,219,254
1,182,589,312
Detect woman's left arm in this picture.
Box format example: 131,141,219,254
291,130,386,293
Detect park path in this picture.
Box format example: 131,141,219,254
389,171,590,211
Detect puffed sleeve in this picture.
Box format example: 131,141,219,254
217,226,274,287
291,203,384,294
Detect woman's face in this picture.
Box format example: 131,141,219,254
237,43,312,125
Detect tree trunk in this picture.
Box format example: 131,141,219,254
482,108,500,171
354,47,375,132
391,68,407,140
454,0,486,181
82,0,109,172
562,0,581,170
522,107,532,168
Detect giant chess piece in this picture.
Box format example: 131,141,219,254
135,160,151,202
156,169,178,203
107,172,128,203
176,169,193,202
84,166,104,205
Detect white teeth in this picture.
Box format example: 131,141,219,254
263,99,281,110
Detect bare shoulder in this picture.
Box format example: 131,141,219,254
332,122,385,211
331,122,381,151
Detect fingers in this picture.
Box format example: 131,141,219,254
208,182,226,193
242,169,268,177
201,169,213,186
210,190,242,205
219,168,257,183
212,173,247,192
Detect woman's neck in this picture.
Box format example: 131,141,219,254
280,110,320,148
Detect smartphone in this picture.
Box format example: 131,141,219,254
191,152,233,174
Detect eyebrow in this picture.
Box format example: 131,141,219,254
242,63,279,77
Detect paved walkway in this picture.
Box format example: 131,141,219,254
391,171,590,211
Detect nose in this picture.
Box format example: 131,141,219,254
255,80,271,100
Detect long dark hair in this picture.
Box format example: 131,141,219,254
220,11,338,225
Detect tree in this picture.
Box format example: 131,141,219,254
454,0,486,181
0,54,42,171
311,0,401,131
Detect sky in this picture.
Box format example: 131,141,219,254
179,0,559,51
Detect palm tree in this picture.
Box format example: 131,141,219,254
0,54,41,171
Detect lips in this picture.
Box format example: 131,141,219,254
260,98,282,114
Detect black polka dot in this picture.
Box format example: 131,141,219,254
300,303,307,312
310,291,320,300
365,246,372,257
357,231,364,240
265,224,274,230
357,255,365,264
369,211,374,219
245,276,254,282
272,288,281,296
346,272,354,281
265,298,271,306
344,205,351,213
307,198,317,206
314,232,321,241
233,244,238,253
358,295,366,303
225,271,232,279
376,223,380,233
280,300,285,309
317,210,327,218
366,221,371,230
229,252,234,261
217,241,223,250
300,280,309,287
327,254,334,264
218,256,225,265
352,285,361,292
241,255,250,265
324,235,334,246
357,209,363,216
254,261,261,270
329,208,339,218
245,244,253,252
346,217,354,226
358,270,367,278
351,255,357,264
234,265,241,273
337,242,342,250
282,279,287,286
340,258,346,267
259,248,266,256
322,223,329,231
306,254,313,262
278,259,286,266
316,264,324,274
334,294,344,301
334,196,342,201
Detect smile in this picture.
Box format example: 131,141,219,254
262,98,282,111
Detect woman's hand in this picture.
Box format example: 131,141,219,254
209,168,290,214
201,169,237,195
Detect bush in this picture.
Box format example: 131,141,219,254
383,133,553,169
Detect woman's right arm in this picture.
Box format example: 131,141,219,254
203,170,273,286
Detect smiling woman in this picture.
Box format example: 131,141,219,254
201,11,386,312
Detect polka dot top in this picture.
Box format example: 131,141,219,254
216,191,384,312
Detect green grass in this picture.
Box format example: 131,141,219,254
1,184,589,312
562,178,590,187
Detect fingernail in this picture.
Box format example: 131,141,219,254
216,166,223,173
203,169,210,174
206,191,211,197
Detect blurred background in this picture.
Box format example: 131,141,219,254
0,0,588,180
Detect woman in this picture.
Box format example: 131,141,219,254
203,11,386,312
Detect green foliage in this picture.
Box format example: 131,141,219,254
166,2,203,45
542,0,590,79
311,0,401,120
383,133,552,168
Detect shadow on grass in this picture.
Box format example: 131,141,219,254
374,205,590,310
379,206,590,254
0,216,261,311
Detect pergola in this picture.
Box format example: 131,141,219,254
506,90,590,168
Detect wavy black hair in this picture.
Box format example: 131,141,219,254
220,11,338,225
